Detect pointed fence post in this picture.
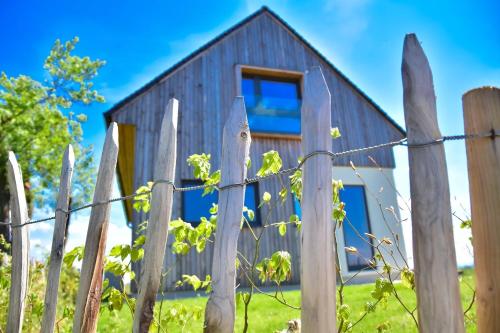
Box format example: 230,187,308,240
133,98,179,333
300,66,335,333
73,123,119,333
6,151,30,333
402,33,464,333
41,145,75,333
204,97,251,333
462,87,500,333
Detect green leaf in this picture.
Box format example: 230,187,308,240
187,153,212,181
278,187,288,203
330,127,341,139
278,222,287,237
257,150,282,177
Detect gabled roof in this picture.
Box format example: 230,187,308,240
104,6,405,135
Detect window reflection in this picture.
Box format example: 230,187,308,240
242,74,301,134
341,185,374,271
181,180,260,226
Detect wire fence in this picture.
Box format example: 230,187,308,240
1,130,498,229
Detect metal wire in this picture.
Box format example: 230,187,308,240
1,130,497,228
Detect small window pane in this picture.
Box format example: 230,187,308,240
293,196,301,219
242,74,301,134
242,78,256,109
341,185,373,271
181,180,218,225
182,180,260,226
260,80,300,114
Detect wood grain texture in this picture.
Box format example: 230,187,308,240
133,99,179,333
402,33,464,333
300,67,335,333
462,87,500,333
41,145,75,333
110,11,404,290
73,123,119,333
6,151,30,333
204,97,251,333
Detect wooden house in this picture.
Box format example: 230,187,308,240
104,6,407,291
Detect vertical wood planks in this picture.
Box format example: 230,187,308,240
462,87,500,333
402,33,464,333
300,66,335,333
204,97,251,333
41,145,75,333
133,99,179,333
6,151,30,333
73,123,119,333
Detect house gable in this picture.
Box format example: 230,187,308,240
104,6,404,137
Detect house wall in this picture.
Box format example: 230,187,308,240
108,12,406,290
333,166,407,281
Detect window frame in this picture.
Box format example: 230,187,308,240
180,179,262,227
340,184,375,272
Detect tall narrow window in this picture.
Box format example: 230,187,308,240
341,185,374,271
242,74,301,134
181,180,260,226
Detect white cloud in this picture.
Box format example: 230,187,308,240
29,221,52,233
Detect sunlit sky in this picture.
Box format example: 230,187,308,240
1,0,499,267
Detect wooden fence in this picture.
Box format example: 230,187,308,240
3,33,499,333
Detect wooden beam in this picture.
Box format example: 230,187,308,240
73,123,119,333
204,97,251,333
300,66,335,333
402,33,464,333
133,98,179,333
462,87,500,333
6,151,30,333
41,145,75,333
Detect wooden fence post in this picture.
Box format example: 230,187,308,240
402,33,464,333
204,97,251,333
133,98,179,333
6,151,30,333
462,87,500,333
73,123,119,333
300,66,335,333
41,144,75,333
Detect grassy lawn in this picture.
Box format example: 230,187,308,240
98,270,476,332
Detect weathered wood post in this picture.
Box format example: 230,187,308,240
300,66,335,333
73,123,119,333
41,145,75,333
133,98,179,333
462,87,500,333
402,33,464,332
204,97,251,333
6,151,30,333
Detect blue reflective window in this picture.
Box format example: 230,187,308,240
293,195,301,219
340,185,374,271
181,180,260,226
242,74,301,134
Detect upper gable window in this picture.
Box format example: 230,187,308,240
242,74,302,135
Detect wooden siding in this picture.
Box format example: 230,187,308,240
109,11,404,289
117,124,136,221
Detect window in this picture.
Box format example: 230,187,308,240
341,185,374,271
181,180,260,226
242,74,301,134
293,195,302,219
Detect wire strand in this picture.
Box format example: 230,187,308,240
1,130,497,228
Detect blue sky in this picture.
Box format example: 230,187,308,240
1,0,499,265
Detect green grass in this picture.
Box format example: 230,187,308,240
98,270,476,332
